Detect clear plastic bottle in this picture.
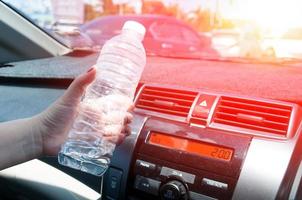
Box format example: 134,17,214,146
58,21,146,176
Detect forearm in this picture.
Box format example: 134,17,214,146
0,116,42,170
0,68,97,170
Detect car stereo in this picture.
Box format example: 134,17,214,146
129,118,251,200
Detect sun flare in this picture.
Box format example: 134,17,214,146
242,0,302,36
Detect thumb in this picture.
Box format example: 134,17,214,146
61,67,97,105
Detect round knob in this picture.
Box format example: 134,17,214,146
160,180,188,200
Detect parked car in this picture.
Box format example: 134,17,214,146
211,29,241,57
80,14,219,58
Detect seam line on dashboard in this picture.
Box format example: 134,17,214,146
207,95,221,126
187,93,200,123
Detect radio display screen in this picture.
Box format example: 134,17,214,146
148,132,233,161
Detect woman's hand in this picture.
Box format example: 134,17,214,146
36,67,133,156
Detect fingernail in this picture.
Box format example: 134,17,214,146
86,67,95,73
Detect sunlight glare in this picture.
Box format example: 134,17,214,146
243,0,302,36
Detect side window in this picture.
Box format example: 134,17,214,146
3,0,54,29
150,22,184,42
180,27,200,44
85,21,122,36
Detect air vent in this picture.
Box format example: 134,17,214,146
213,96,292,136
136,86,197,118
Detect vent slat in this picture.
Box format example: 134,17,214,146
215,112,288,127
136,86,197,118
213,96,292,136
218,105,290,119
214,118,287,134
221,99,291,113
136,105,188,117
141,94,194,104
221,96,291,110
144,88,197,98
137,100,191,113
139,99,191,109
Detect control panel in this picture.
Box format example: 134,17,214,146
129,118,251,200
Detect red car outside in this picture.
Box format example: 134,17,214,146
80,14,219,58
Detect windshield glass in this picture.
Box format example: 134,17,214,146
3,0,302,61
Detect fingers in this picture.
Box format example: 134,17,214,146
127,104,135,112
124,112,133,125
123,104,134,125
61,66,97,105
104,134,125,145
106,134,126,145
102,111,132,145
103,125,131,137
121,125,132,136
103,124,131,145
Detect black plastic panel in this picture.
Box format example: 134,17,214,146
127,117,252,200
138,118,251,178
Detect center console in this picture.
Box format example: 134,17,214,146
130,119,251,200
102,84,302,200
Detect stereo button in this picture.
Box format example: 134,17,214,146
202,178,228,190
136,160,156,171
134,175,161,196
104,168,123,200
160,167,195,184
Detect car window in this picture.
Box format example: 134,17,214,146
150,22,184,43
2,0,302,61
180,27,200,44
84,20,123,36
3,0,54,29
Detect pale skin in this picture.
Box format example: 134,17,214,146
0,67,133,170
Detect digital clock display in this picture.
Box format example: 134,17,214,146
148,132,233,161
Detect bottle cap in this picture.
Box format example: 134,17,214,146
122,21,146,40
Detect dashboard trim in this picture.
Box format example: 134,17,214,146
232,138,296,200
289,160,302,200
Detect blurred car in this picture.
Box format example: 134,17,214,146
80,14,219,57
211,29,241,57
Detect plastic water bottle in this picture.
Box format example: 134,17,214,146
58,21,146,176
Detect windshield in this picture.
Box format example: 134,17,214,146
3,0,302,61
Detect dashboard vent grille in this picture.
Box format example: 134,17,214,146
213,96,292,136
136,86,197,117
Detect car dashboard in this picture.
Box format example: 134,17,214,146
0,54,302,200
106,83,302,200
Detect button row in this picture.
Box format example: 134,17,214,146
134,175,161,196
134,175,218,200
160,166,196,184
135,160,228,190
136,159,156,171
202,178,228,190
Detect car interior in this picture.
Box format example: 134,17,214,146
1,1,302,200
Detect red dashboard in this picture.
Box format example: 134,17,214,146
141,56,302,104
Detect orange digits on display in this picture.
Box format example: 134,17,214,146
149,132,233,161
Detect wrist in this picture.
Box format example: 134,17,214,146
28,114,44,158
